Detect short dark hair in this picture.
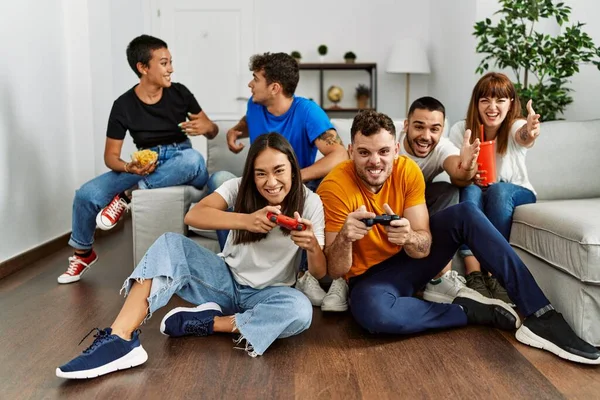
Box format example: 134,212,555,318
249,52,299,97
408,96,446,120
232,133,305,245
350,110,396,143
126,35,168,78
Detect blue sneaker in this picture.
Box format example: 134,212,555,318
56,328,148,379
160,302,223,337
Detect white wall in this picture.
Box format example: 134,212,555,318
255,0,432,120
429,0,478,126
0,0,95,262
563,0,600,121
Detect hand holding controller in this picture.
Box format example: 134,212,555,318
361,214,401,227
267,212,306,231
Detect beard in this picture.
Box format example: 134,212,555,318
355,163,392,191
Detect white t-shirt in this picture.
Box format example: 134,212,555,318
398,133,459,182
215,177,325,289
449,120,535,194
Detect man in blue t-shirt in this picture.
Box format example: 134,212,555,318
223,52,348,189
212,52,349,311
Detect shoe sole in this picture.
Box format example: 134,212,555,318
57,256,98,284
457,288,521,329
321,302,348,312
160,302,222,336
96,210,119,231
516,325,600,365
55,345,148,379
423,291,455,304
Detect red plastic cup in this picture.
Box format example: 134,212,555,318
477,140,497,186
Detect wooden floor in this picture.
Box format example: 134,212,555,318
1,222,599,400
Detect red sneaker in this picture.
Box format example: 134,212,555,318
96,195,129,230
57,251,98,284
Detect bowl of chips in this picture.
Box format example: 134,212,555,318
132,149,158,167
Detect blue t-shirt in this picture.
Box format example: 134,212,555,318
246,96,334,169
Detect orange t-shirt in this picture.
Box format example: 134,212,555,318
317,157,426,280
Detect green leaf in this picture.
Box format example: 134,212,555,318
472,0,600,120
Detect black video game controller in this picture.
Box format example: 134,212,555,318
361,214,401,227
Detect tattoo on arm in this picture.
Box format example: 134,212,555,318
518,125,529,142
318,130,343,146
414,234,431,253
406,230,431,256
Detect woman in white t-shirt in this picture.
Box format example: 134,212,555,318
449,72,541,304
56,133,326,380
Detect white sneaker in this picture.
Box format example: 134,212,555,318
296,272,327,306
321,278,349,312
423,270,466,304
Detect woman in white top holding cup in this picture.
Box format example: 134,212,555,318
449,72,541,304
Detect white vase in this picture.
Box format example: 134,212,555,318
319,56,325,63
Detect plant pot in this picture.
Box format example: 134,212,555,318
319,56,326,63
345,58,356,64
357,95,369,109
293,58,301,64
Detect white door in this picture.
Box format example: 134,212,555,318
150,0,254,120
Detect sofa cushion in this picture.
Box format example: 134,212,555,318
206,120,250,176
510,199,600,283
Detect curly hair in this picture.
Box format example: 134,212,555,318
126,35,168,78
249,52,299,97
350,110,396,143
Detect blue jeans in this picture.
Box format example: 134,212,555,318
348,203,550,335
69,140,208,250
122,233,312,355
459,182,536,257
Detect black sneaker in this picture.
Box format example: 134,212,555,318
466,271,493,298
485,275,515,307
453,287,521,330
516,310,600,365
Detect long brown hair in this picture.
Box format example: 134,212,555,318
465,72,523,155
232,133,305,245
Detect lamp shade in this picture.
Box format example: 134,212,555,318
386,39,430,74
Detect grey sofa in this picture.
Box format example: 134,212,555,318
131,117,600,345
509,119,600,345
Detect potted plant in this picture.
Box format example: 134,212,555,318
473,0,600,120
344,51,357,64
318,44,328,62
355,84,370,109
290,51,302,63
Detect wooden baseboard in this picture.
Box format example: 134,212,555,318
0,233,71,280
0,215,128,280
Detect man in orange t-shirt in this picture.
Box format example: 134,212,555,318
317,110,600,365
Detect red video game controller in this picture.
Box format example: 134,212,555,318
266,212,306,231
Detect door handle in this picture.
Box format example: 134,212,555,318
236,97,249,101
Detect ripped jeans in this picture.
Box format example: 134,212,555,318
122,233,313,356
